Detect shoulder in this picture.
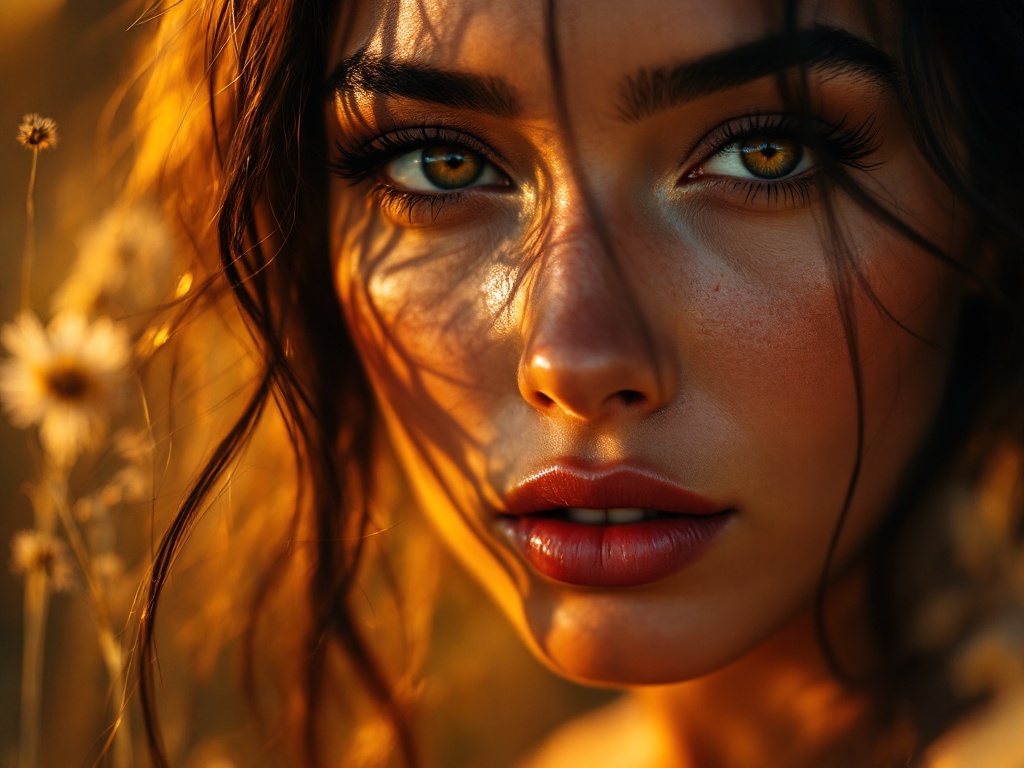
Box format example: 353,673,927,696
923,685,1024,768
516,695,669,768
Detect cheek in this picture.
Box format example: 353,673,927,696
331,202,523,561
334,183,520,356
337,255,518,442
334,234,520,600
688,205,956,555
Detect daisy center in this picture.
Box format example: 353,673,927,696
45,362,92,400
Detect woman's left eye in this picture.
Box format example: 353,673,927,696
385,144,507,192
700,136,814,181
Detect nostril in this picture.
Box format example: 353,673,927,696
616,390,647,406
534,392,556,408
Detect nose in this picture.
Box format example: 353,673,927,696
517,225,674,421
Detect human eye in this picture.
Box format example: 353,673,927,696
680,114,880,209
385,143,505,192
329,126,510,223
702,136,813,181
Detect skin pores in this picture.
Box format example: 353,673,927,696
327,0,962,686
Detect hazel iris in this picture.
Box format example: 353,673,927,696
421,145,485,189
739,138,803,180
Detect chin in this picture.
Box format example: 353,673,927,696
508,583,755,687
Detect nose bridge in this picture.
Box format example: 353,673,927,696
517,207,673,421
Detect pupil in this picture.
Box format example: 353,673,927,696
422,145,484,190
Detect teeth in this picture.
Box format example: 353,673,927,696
564,507,652,525
607,507,646,524
566,507,607,525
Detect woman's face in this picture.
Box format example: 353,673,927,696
327,0,962,684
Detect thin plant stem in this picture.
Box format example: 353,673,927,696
18,457,59,768
19,569,49,768
98,631,134,768
22,148,39,313
49,466,134,768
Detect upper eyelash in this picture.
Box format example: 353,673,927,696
328,126,500,184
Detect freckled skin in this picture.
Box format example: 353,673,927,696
328,0,961,762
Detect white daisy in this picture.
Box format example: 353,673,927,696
0,312,130,466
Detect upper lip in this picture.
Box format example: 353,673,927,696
502,460,724,516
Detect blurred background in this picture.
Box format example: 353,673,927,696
1,1,143,765
0,3,611,766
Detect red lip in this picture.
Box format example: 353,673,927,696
497,462,734,588
504,464,723,516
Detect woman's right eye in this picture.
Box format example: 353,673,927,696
384,144,508,193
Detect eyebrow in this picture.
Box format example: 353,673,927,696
618,25,898,122
326,47,522,119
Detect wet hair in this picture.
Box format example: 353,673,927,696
132,0,1023,766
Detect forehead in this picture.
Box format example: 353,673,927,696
333,0,876,86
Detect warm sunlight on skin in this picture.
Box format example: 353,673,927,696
328,0,962,764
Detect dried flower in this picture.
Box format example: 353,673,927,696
10,530,74,591
73,495,108,524
114,428,154,464
16,113,58,151
102,465,150,505
0,312,130,466
52,204,176,323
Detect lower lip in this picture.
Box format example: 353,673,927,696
499,512,734,587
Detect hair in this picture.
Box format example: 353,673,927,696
128,0,1024,766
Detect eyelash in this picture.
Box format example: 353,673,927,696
373,187,467,222
327,114,881,218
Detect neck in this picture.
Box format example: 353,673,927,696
632,571,893,768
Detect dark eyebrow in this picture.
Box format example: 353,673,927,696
326,47,522,119
619,25,898,122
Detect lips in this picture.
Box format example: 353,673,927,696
497,463,734,587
